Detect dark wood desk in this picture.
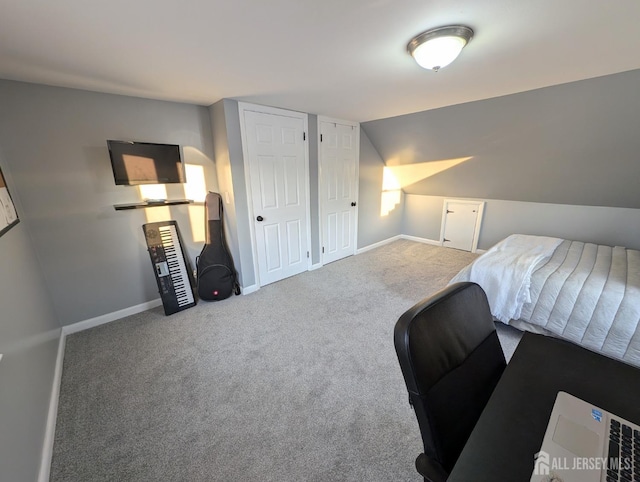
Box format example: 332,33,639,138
448,332,640,481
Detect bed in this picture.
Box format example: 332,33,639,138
450,234,640,367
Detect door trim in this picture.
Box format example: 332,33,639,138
317,115,360,267
439,198,485,253
238,102,312,289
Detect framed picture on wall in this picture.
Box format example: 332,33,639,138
0,166,19,237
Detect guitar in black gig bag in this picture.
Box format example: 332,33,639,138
196,192,241,301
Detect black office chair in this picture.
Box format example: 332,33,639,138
394,282,507,482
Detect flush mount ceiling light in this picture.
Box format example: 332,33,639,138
407,25,474,71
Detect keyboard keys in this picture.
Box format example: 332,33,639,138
610,439,621,464
144,221,196,315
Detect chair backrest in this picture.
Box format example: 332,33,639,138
394,282,506,474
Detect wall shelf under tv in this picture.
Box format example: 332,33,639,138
113,199,194,211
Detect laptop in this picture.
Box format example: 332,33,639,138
530,391,640,482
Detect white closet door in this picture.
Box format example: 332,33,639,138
319,118,359,265
243,109,310,286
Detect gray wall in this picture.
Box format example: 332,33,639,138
358,128,403,248
402,194,443,241
362,69,640,209
0,80,218,325
224,99,258,288
0,154,61,481
404,194,640,251
210,100,245,286
307,115,321,265
209,99,257,289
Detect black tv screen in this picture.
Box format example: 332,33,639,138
107,140,185,185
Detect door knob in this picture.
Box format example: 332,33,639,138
351,202,357,207
256,216,264,222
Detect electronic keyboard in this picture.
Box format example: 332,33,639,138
143,220,196,315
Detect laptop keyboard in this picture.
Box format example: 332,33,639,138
607,418,640,482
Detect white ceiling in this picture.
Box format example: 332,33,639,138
1,0,639,122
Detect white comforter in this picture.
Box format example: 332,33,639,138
449,234,563,323
450,234,640,368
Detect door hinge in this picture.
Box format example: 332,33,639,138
320,134,323,142
307,251,309,258
322,247,325,253
303,132,306,141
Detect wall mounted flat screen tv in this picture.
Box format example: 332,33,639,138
107,140,185,185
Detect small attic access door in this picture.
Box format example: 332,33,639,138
440,199,485,252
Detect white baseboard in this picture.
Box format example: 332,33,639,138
356,235,443,255
241,284,259,295
38,329,66,482
355,235,402,254
399,234,441,246
63,299,163,335
401,234,485,253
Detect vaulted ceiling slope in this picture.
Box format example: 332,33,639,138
361,69,640,209
1,0,640,121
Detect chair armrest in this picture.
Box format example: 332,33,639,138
415,453,449,482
